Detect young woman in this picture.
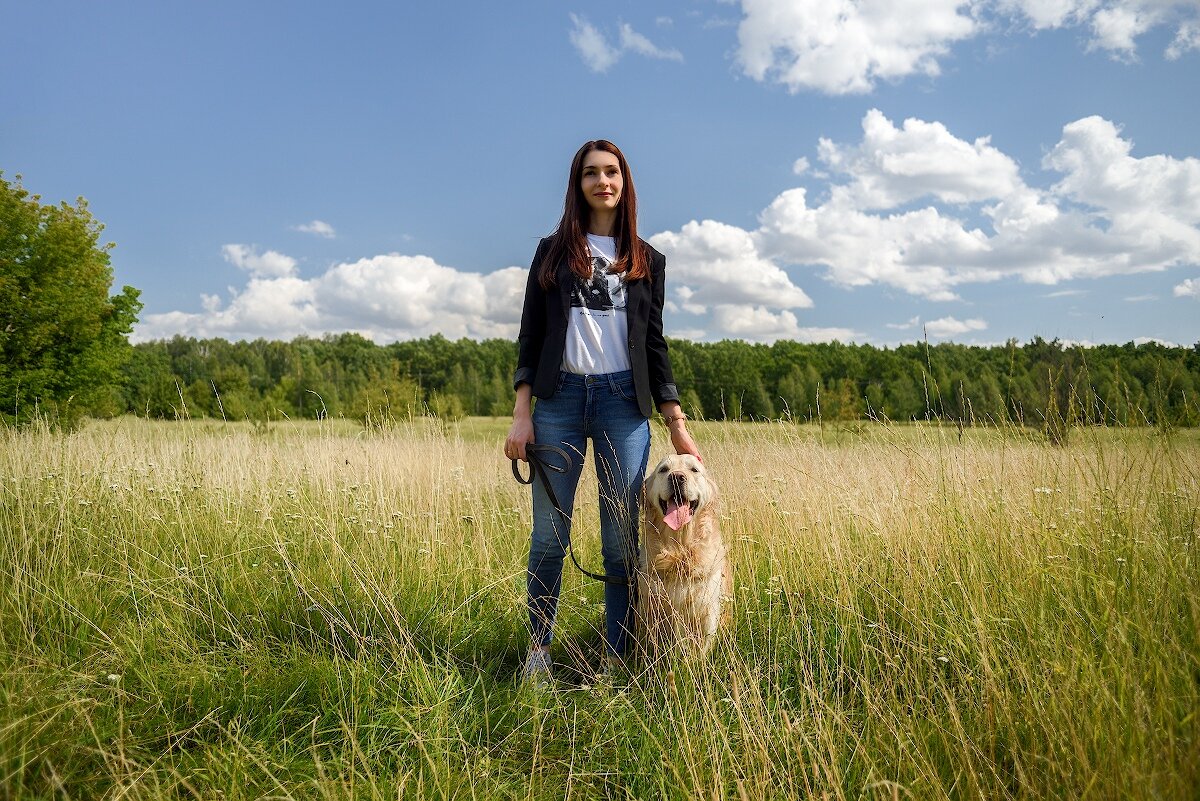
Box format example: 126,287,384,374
503,140,701,684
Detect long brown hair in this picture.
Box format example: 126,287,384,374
539,140,648,289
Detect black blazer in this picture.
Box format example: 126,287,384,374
513,236,679,418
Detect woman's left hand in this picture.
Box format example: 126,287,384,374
668,420,702,463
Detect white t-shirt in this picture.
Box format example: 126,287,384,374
561,234,631,375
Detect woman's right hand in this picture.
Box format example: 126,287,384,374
504,414,535,462
504,384,536,462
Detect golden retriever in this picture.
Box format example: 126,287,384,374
637,453,731,655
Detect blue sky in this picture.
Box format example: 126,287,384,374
5,0,1199,347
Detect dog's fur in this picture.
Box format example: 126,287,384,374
637,454,730,655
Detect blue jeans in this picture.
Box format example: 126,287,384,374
527,370,651,656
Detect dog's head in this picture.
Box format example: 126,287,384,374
644,454,717,531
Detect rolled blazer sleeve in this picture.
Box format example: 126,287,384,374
645,248,679,406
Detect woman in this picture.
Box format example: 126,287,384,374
503,140,701,684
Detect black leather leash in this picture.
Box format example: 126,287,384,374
512,443,630,586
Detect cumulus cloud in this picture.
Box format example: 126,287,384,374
222,244,297,278
711,304,858,343
649,220,812,310
736,0,1200,94
817,109,1022,208
1001,0,1200,58
293,220,336,238
923,316,988,337
136,251,527,343
883,315,987,338
744,109,1200,299
569,14,683,72
735,0,978,94
1175,277,1200,297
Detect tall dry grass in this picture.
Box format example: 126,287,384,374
1,416,1197,799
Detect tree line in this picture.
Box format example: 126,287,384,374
116,333,1200,430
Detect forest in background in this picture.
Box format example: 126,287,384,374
114,333,1200,430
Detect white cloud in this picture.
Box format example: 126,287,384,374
923,316,988,337
711,305,857,343
1001,0,1200,58
136,250,527,343
293,220,336,239
886,316,922,330
569,15,682,72
1166,19,1200,58
1043,288,1089,297
222,244,297,278
1175,277,1200,297
569,14,619,72
649,219,813,311
745,110,1200,299
619,23,684,61
1124,294,1157,301
735,0,978,94
737,0,1200,95
818,109,1022,208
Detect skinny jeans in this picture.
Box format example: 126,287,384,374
526,370,650,656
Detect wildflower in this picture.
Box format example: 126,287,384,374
937,656,950,663
1034,487,1053,495
107,674,121,683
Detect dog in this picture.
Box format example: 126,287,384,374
637,453,731,655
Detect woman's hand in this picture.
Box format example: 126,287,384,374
505,415,535,462
504,384,535,462
660,401,701,462
668,419,701,462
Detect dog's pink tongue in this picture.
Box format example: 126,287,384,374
663,500,692,531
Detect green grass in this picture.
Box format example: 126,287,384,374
1,416,1198,799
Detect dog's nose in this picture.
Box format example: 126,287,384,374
668,472,687,498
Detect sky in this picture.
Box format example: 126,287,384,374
4,0,1200,348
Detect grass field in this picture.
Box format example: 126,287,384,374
1,416,1198,799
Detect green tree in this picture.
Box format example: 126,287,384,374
0,174,141,426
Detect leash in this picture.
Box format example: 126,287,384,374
512,443,630,586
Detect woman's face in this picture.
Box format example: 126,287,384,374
580,149,623,217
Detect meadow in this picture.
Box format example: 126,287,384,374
1,416,1197,800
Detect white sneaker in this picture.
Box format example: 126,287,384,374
522,649,553,687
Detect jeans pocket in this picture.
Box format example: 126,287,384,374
611,377,637,403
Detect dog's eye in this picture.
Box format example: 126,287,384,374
689,466,699,473
657,465,669,474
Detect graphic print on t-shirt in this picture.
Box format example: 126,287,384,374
571,255,626,314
